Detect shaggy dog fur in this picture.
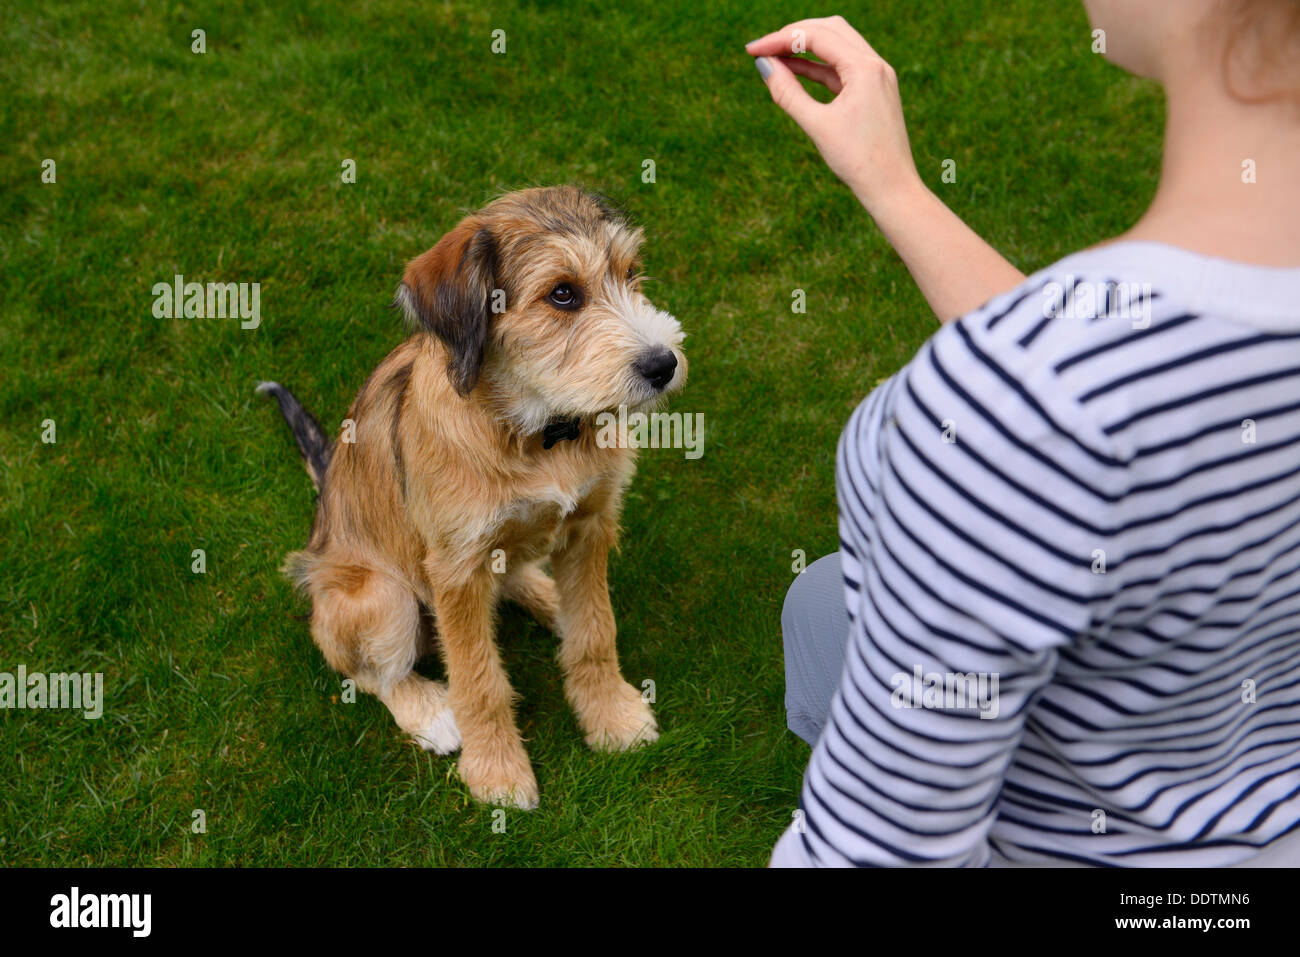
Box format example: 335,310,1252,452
259,187,686,808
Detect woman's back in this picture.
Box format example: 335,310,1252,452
801,241,1300,866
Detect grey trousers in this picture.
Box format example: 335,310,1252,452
781,552,850,747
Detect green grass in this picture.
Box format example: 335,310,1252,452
0,0,1164,866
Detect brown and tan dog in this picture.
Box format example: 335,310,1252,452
258,186,686,808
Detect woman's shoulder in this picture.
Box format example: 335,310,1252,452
936,239,1300,399
900,239,1300,461
853,239,1300,469
964,239,1300,349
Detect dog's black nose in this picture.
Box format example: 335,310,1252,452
636,349,678,391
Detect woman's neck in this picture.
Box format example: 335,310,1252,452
1124,72,1300,267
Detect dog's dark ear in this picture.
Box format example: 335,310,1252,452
396,219,498,396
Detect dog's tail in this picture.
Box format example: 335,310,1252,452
256,381,332,490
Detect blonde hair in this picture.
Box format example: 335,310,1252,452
1217,0,1300,105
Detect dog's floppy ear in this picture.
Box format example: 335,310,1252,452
396,219,499,396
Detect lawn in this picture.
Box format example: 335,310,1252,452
0,0,1163,866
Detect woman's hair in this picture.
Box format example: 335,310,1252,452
1217,0,1300,105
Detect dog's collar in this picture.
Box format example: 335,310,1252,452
541,416,582,450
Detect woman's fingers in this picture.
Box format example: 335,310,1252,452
777,55,843,95
744,32,793,56
745,16,871,69
755,54,826,132
818,14,880,58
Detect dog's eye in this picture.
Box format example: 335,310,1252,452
547,283,581,310
626,266,638,283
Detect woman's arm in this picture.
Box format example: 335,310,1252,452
746,17,1027,323
856,177,1030,324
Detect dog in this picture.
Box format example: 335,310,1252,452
258,186,686,809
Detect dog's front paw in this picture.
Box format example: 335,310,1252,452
580,680,659,752
458,748,540,810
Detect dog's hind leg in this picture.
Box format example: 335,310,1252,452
502,561,559,631
308,565,460,754
371,673,461,754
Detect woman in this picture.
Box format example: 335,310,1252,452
750,2,1300,866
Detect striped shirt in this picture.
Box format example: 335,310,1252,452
777,241,1300,866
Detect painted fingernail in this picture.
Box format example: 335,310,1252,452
744,38,760,47
755,56,774,81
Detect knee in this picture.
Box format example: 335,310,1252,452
782,552,843,636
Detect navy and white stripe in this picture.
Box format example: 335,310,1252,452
789,242,1300,866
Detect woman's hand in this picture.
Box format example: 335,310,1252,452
746,17,919,214
746,15,1027,323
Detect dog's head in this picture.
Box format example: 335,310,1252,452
396,186,686,433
